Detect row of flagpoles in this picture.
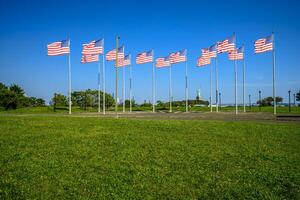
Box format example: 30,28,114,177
196,33,275,114
47,33,276,115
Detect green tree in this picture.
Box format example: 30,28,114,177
51,94,67,106
71,89,115,109
296,90,300,102
156,100,165,107
0,82,7,90
0,82,45,110
36,98,45,106
104,93,115,108
125,99,136,107
27,97,45,107
9,84,25,96
0,89,18,110
257,96,283,106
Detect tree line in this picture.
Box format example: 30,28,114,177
0,82,45,110
50,89,115,109
1,81,300,110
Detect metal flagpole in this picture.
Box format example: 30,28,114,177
68,39,72,115
98,56,101,113
243,44,246,112
102,40,106,115
210,62,212,112
272,33,276,115
129,59,132,112
115,36,119,117
152,51,155,113
234,59,238,114
169,65,172,112
185,51,188,112
122,64,125,112
215,55,219,112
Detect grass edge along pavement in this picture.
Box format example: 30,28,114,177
0,115,300,199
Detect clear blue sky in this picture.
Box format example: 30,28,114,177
0,0,299,104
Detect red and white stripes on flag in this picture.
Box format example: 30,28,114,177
156,57,170,68
169,49,187,64
47,40,70,56
82,39,104,55
115,55,131,67
217,35,235,53
197,57,210,67
201,48,210,59
106,46,124,61
254,35,273,53
136,50,153,64
228,46,244,60
81,54,99,63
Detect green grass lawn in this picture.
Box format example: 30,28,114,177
0,116,299,199
1,105,300,115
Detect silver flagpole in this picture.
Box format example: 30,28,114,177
215,55,219,112
102,40,106,115
68,39,72,115
122,64,125,112
129,59,132,112
272,33,276,115
169,65,172,112
185,50,188,112
210,62,212,112
234,59,238,114
98,56,101,113
115,36,119,117
243,44,246,112
233,32,238,114
152,51,155,113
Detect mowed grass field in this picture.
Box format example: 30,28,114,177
0,115,300,199
1,105,300,114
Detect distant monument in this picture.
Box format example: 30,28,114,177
196,88,204,101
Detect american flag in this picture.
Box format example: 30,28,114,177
169,49,187,64
82,39,104,55
255,34,273,53
106,45,125,61
217,35,235,53
156,56,170,68
228,46,244,60
47,39,70,56
208,44,217,58
201,48,210,59
116,54,131,67
81,54,99,63
197,57,210,67
136,50,153,64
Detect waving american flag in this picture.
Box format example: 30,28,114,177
228,46,244,60
201,48,210,59
169,49,187,64
82,39,104,55
255,34,273,53
106,45,124,61
197,57,210,67
47,39,70,56
81,54,99,63
217,35,235,53
136,50,153,64
116,54,131,67
156,56,170,68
